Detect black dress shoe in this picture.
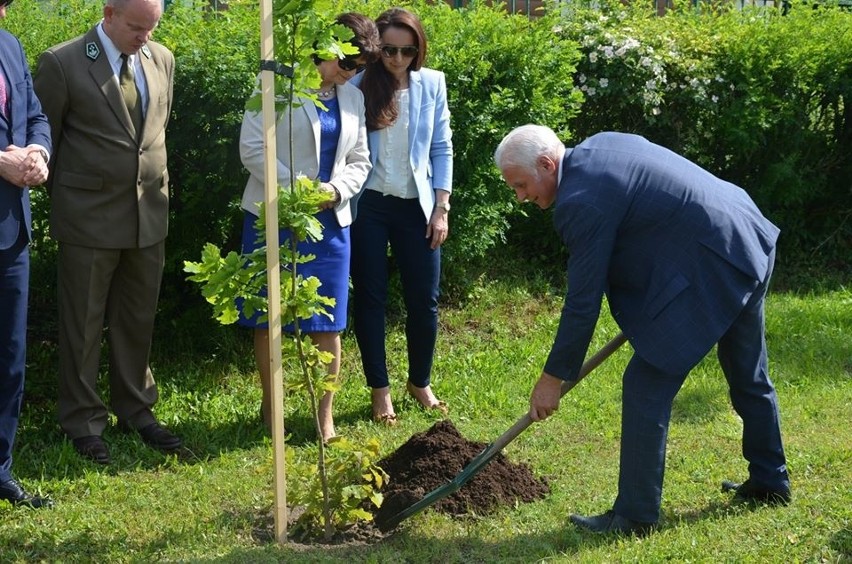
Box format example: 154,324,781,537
72,435,111,465
722,479,791,505
127,422,182,452
0,478,54,509
570,510,656,536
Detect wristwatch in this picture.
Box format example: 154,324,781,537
435,201,451,213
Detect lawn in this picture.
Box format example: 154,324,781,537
2,272,850,562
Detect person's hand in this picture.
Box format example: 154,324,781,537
426,207,449,250
529,372,564,422
318,182,340,210
20,146,49,186
0,145,42,187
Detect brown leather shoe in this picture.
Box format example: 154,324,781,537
570,510,656,536
72,435,111,465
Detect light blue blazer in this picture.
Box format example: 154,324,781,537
545,133,779,380
350,68,453,222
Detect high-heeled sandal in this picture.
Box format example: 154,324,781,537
372,412,399,426
406,382,449,415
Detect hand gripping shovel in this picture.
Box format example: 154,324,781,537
375,332,628,531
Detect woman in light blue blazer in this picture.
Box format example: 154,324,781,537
349,8,453,425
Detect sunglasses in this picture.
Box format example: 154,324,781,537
381,45,418,58
337,57,366,73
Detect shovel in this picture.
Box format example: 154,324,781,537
375,332,628,531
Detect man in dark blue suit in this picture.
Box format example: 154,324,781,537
495,125,789,535
0,1,53,508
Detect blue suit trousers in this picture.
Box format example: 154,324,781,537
0,227,28,483
351,190,441,389
613,250,788,523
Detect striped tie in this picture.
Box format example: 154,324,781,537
0,72,8,119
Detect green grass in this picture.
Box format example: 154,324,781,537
3,273,850,562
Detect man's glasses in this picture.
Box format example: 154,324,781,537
381,45,418,59
338,57,366,73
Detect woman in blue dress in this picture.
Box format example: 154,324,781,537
238,13,378,441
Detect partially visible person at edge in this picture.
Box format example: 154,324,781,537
238,12,379,442
34,0,179,466
0,0,53,508
349,7,453,426
494,125,790,535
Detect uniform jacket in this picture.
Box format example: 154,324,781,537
238,80,370,228
350,68,453,222
0,30,51,249
545,132,779,380
33,26,174,249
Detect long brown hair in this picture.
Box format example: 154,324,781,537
359,7,427,131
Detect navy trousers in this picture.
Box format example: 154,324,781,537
350,190,440,389
0,228,28,483
613,251,788,523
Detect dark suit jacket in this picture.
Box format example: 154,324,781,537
0,30,51,250
545,132,779,380
33,26,174,249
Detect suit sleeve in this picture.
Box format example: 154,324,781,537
16,40,51,153
428,71,453,192
33,51,69,183
163,50,175,130
238,106,294,194
543,199,617,381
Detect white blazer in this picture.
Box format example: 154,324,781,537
238,80,371,227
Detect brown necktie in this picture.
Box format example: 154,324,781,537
120,54,143,137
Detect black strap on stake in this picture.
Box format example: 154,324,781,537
260,60,294,78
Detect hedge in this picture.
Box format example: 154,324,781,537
5,0,848,343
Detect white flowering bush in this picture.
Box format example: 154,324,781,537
558,0,727,150
557,0,851,268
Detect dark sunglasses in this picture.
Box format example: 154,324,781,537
0,0,14,7
381,45,418,58
337,57,366,73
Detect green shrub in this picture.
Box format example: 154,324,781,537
8,0,847,344
155,1,259,328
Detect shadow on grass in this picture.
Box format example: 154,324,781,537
188,504,742,562
13,395,372,484
830,526,851,558
670,380,729,425
0,496,781,562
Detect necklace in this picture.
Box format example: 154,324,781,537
316,86,336,99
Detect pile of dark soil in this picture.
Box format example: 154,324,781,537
373,420,549,527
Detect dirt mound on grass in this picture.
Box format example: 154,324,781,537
374,420,549,526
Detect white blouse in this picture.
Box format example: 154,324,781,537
364,89,418,199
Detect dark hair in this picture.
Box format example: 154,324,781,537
312,12,380,67
336,12,381,63
359,7,428,131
